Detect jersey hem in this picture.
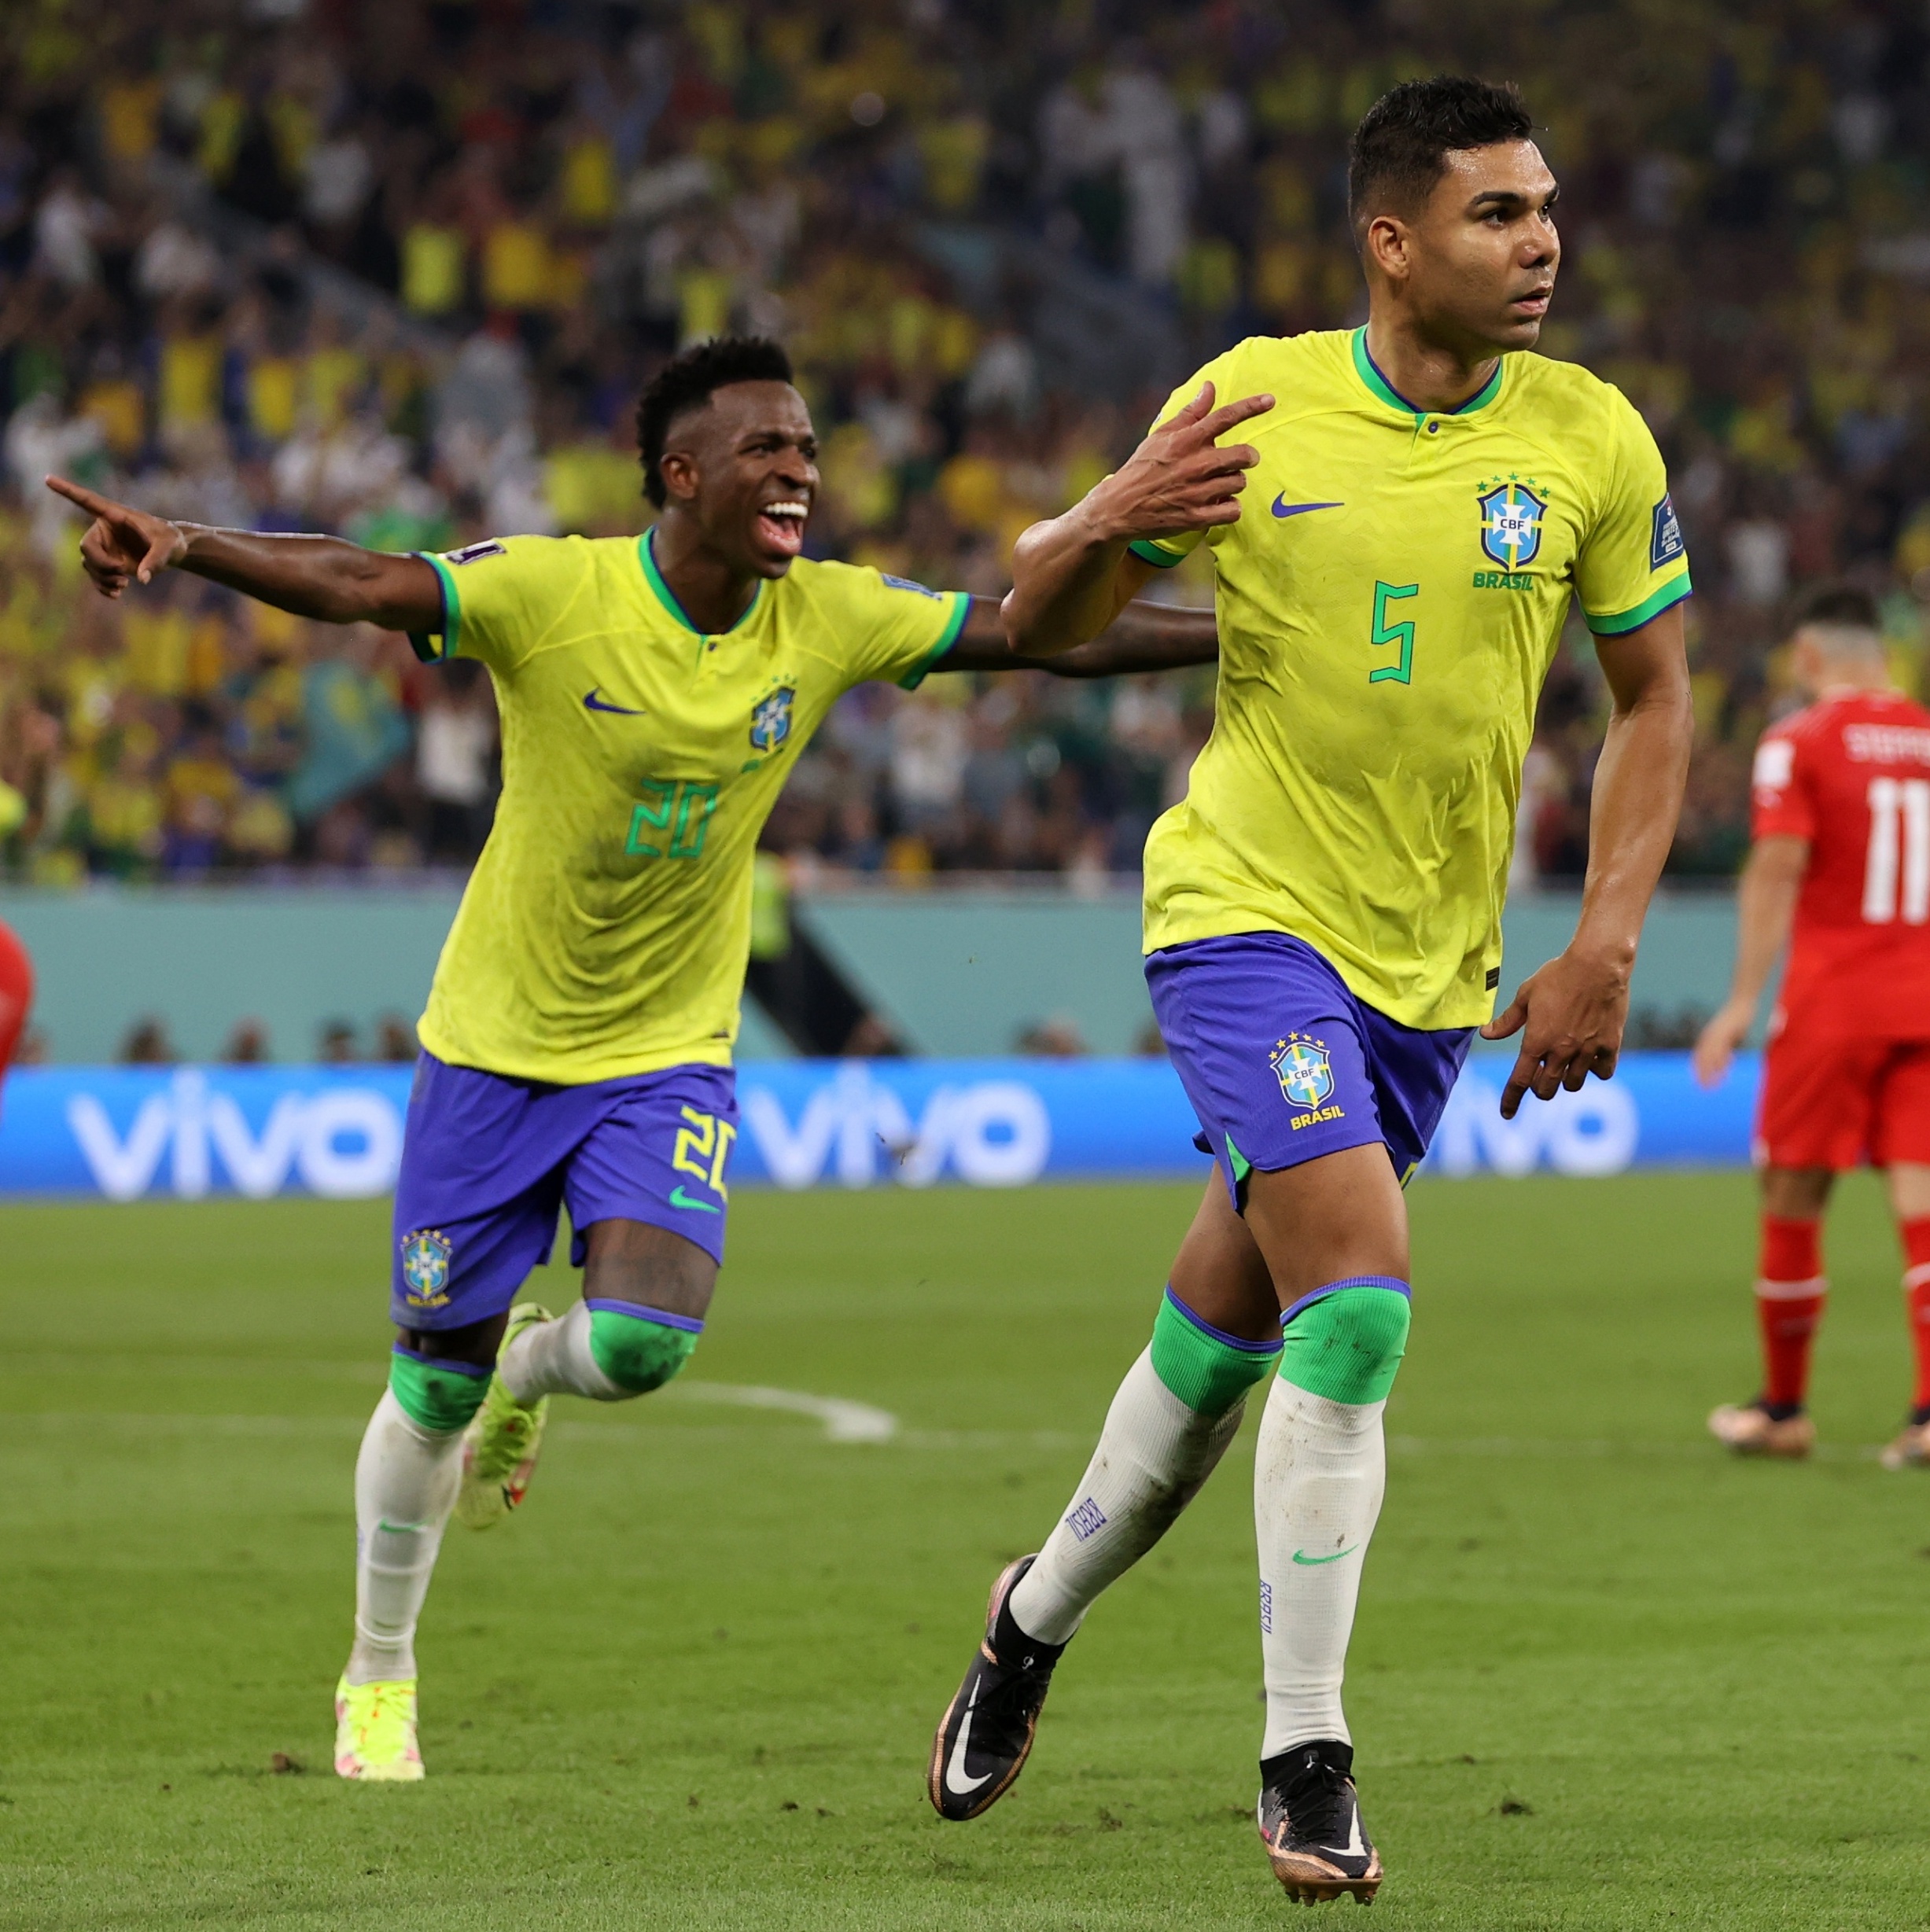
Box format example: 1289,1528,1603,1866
414,1025,736,1086
410,551,460,660
1586,570,1692,636
1141,917,1496,1032
897,591,972,689
1128,538,1188,568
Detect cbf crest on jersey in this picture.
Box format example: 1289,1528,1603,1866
400,1228,452,1306
750,685,795,753
1477,477,1547,569
1271,1034,1335,1110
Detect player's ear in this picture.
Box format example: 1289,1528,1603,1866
1361,213,1409,285
657,448,700,507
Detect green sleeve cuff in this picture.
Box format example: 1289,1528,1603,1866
897,591,972,690
1585,569,1692,637
1128,538,1187,569
408,551,462,661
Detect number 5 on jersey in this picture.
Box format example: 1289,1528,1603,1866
1370,581,1418,686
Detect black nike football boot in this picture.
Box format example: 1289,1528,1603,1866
927,1555,1067,1820
1256,1739,1384,1904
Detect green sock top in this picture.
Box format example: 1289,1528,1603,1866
1277,1280,1410,1406
389,1346,492,1433
1149,1288,1282,1415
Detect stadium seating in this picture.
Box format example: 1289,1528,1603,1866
2,1,1925,896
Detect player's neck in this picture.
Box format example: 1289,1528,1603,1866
1812,674,1895,700
649,514,760,635
1361,312,1501,414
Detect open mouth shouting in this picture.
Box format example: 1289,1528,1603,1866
755,497,811,558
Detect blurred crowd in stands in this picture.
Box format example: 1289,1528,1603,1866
5,0,1930,892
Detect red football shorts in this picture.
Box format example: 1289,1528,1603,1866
1757,1016,1930,1169
0,919,30,1073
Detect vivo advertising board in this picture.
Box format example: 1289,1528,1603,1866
0,1054,1759,1202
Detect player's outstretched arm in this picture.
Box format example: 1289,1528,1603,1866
1001,382,1271,657
43,476,441,634
934,594,1218,679
1691,835,1807,1088
1482,605,1693,1119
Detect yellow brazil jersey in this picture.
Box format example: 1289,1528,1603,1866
1133,327,1692,1031
408,532,967,1084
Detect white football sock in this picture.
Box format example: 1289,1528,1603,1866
1007,1348,1249,1645
345,1389,464,1685
499,1301,626,1403
1254,1374,1387,1756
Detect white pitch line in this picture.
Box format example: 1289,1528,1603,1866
21,1384,901,1446
665,1379,898,1442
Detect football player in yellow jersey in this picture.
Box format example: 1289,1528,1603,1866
929,79,1694,1902
45,336,1217,1784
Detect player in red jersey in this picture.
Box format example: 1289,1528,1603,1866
0,918,32,1085
1695,585,1930,1464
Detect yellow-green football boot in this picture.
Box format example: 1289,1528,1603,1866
334,1676,424,1781
455,1301,552,1529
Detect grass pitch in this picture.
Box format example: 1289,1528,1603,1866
5,1171,1930,1930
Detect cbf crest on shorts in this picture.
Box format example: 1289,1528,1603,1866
1476,477,1546,569
1271,1034,1335,1110
750,685,794,753
400,1228,453,1308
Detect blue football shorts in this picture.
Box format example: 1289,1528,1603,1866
1146,932,1472,1205
389,1052,738,1331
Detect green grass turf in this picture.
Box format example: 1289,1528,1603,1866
5,1172,1930,1930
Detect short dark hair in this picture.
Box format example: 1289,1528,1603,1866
1348,77,1534,243
1796,581,1882,634
635,335,795,509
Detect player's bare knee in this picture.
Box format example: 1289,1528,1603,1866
1761,1165,1832,1220
581,1220,718,1320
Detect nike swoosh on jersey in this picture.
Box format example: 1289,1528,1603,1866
1271,496,1345,518
1291,1545,1359,1565
583,687,648,716
668,1185,720,1213
945,1697,994,1796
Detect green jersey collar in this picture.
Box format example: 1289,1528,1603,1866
1350,327,1505,421
639,527,765,635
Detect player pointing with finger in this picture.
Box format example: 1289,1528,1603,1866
930,77,1694,1903
48,335,1220,1787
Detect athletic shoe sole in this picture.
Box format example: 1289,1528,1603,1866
1259,1839,1384,1905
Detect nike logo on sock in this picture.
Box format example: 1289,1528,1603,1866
583,687,647,716
669,1185,720,1213
1291,1545,1359,1565
1271,496,1344,519
945,1694,994,1796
